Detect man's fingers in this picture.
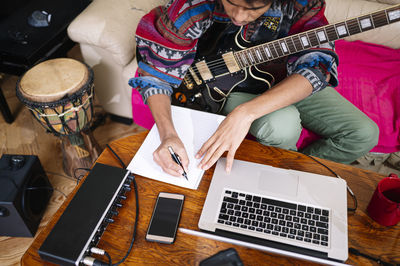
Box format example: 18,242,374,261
154,150,183,177
225,150,235,174
198,139,219,169
163,162,184,177
201,145,227,170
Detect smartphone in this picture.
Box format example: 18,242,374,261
145,192,185,244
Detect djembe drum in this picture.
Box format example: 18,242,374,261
16,58,101,177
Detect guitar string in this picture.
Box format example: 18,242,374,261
187,12,390,78
190,16,388,74
191,12,390,73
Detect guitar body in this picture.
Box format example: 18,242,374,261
172,22,274,113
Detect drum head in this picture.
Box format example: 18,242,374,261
18,58,89,102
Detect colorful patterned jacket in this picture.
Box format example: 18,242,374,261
129,0,338,104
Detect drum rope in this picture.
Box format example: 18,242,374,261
27,93,94,118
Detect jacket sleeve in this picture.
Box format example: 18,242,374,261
129,0,214,103
286,0,339,94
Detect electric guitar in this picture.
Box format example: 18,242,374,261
171,4,400,113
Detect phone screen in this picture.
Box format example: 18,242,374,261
146,193,184,243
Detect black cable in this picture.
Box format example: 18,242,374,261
303,154,358,212
104,251,112,266
106,144,126,169
105,144,139,266
349,247,395,266
74,167,91,184
25,186,67,198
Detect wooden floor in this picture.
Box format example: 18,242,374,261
1,46,399,266
0,46,145,266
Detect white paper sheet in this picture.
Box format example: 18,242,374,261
127,105,225,189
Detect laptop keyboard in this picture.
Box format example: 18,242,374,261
217,190,330,247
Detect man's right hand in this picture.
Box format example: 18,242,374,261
148,93,189,177
153,134,189,177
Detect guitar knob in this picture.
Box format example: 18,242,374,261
175,92,187,103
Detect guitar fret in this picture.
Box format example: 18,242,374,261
291,35,303,51
384,9,390,24
316,28,328,43
268,43,279,58
280,41,289,54
273,42,284,57
247,50,255,64
307,31,320,47
234,53,244,69
240,52,249,67
263,45,272,59
286,37,297,53
251,48,260,64
254,48,264,62
299,34,311,48
325,25,338,41
359,15,374,31
347,18,362,35
257,46,268,62
372,10,389,27
335,22,349,37
253,48,262,63
369,14,376,28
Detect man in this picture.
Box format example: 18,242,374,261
129,0,379,177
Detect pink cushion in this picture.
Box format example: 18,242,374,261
131,88,155,130
297,40,400,153
132,40,400,153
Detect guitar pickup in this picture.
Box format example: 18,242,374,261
222,51,240,73
195,60,213,82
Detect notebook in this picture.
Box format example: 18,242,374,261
127,105,225,189
198,158,348,263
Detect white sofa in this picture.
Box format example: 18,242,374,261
67,0,400,120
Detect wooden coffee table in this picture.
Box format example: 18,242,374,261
21,131,400,265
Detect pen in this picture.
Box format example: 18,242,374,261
168,146,188,180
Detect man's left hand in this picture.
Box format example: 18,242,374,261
195,106,253,173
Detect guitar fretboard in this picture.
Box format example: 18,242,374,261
234,4,400,68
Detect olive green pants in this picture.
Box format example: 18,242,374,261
222,87,379,164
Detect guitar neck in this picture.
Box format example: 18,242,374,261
234,4,400,68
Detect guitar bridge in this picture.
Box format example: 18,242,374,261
188,67,202,86
183,75,194,90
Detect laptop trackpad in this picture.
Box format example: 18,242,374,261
258,170,299,197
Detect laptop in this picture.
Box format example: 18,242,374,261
198,158,348,264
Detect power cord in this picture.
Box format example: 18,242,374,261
25,186,67,198
349,248,395,266
82,144,139,266
74,167,91,185
303,154,358,212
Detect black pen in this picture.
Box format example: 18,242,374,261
168,146,188,180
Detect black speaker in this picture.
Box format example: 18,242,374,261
0,154,53,237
